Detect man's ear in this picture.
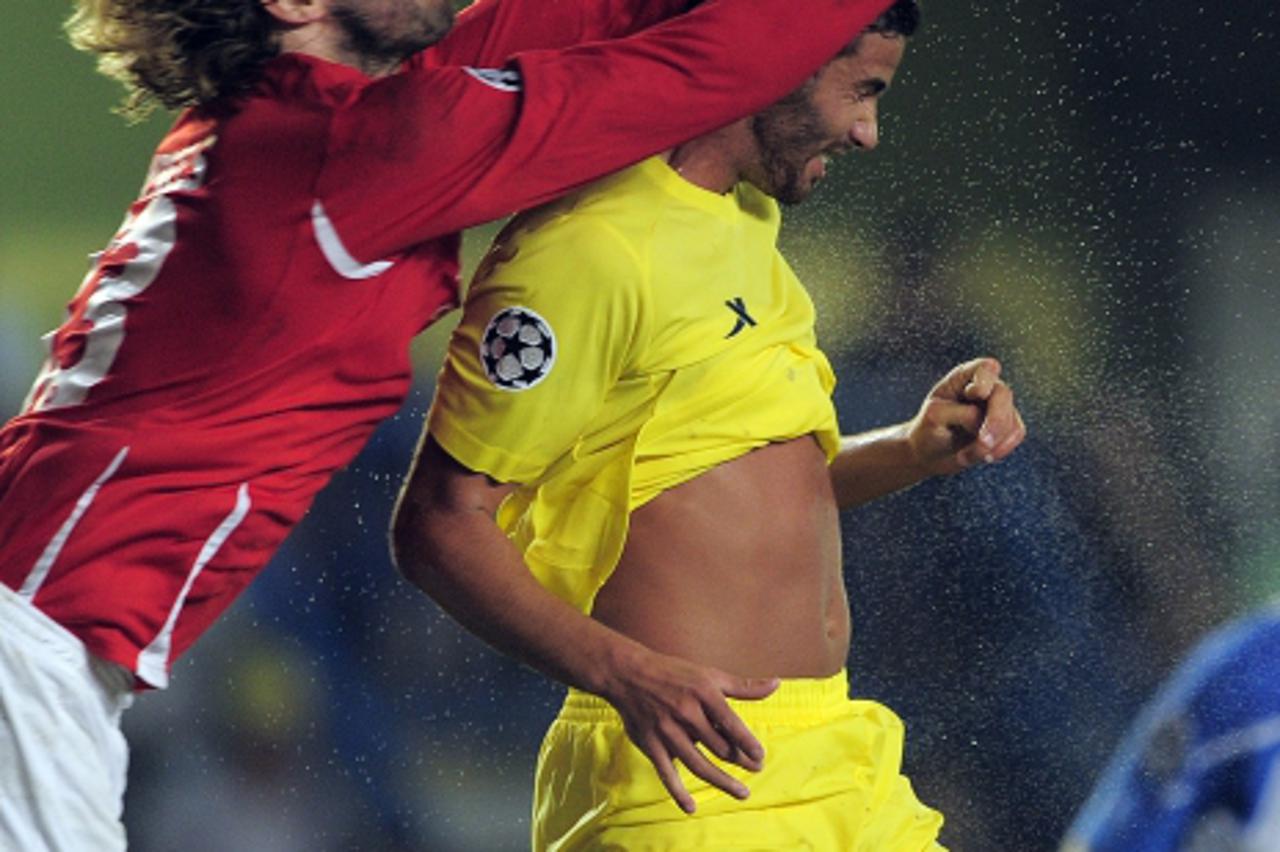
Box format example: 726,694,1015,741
262,0,328,26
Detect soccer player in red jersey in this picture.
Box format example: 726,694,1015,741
0,0,902,847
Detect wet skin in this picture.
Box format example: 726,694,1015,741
592,435,850,679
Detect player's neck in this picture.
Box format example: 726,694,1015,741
666,124,753,195
278,30,403,77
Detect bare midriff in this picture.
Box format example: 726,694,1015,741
591,435,849,679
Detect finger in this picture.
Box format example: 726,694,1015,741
690,715,755,772
976,382,1016,449
932,356,999,402
666,731,750,802
988,412,1027,462
923,399,984,441
969,409,1026,466
952,441,992,469
702,699,767,769
712,675,776,765
685,716,736,766
962,357,1002,402
720,675,779,701
640,736,697,814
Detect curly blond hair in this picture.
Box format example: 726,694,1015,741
66,0,279,121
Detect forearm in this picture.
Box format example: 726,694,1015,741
431,0,692,67
392,502,644,697
325,0,896,256
392,439,781,808
828,422,932,509
830,357,1026,506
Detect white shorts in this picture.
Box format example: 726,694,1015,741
0,583,134,852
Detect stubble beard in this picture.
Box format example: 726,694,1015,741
750,87,831,206
331,0,455,75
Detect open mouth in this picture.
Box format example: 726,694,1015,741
812,150,841,179
810,143,856,181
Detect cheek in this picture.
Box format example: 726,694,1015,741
808,99,852,143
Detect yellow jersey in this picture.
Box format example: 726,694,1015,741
429,155,840,612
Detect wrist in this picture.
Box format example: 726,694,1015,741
581,631,648,698
898,419,938,481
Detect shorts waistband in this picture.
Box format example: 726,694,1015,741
1,581,89,664
561,670,850,726
1,582,136,698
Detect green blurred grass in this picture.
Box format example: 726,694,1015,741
0,3,167,338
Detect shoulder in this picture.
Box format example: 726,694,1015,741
474,170,666,300
459,206,647,354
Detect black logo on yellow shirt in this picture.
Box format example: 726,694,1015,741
724,297,758,338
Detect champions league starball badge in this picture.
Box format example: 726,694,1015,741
480,306,556,391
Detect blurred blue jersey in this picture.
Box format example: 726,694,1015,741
1064,603,1280,852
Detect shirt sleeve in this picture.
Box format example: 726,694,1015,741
419,0,693,68
316,0,895,261
428,213,647,484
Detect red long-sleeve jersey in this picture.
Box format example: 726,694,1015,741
0,0,892,687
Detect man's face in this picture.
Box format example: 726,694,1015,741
330,0,455,70
744,33,906,205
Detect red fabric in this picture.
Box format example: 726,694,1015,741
0,0,893,687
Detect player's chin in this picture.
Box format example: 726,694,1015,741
425,0,456,29
775,177,821,207
409,2,455,50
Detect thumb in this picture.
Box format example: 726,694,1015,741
932,357,1000,402
721,675,781,701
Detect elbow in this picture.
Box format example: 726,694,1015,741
389,497,441,590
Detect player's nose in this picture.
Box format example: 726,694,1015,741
850,118,879,151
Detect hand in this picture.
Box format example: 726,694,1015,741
601,649,778,814
906,356,1026,476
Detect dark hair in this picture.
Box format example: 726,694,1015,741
842,0,921,54
66,0,280,121
869,0,921,38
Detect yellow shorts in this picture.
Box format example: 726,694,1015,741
532,671,945,851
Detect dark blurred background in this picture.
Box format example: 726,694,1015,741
2,1,1277,849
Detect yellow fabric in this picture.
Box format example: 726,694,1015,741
429,156,840,612
532,672,946,851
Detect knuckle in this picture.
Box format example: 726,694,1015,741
658,717,687,743
637,736,665,760
677,697,705,722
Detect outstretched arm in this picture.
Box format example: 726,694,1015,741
391,436,778,814
320,0,897,259
425,0,695,67
830,357,1026,509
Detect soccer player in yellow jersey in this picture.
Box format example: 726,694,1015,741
393,1,1026,848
